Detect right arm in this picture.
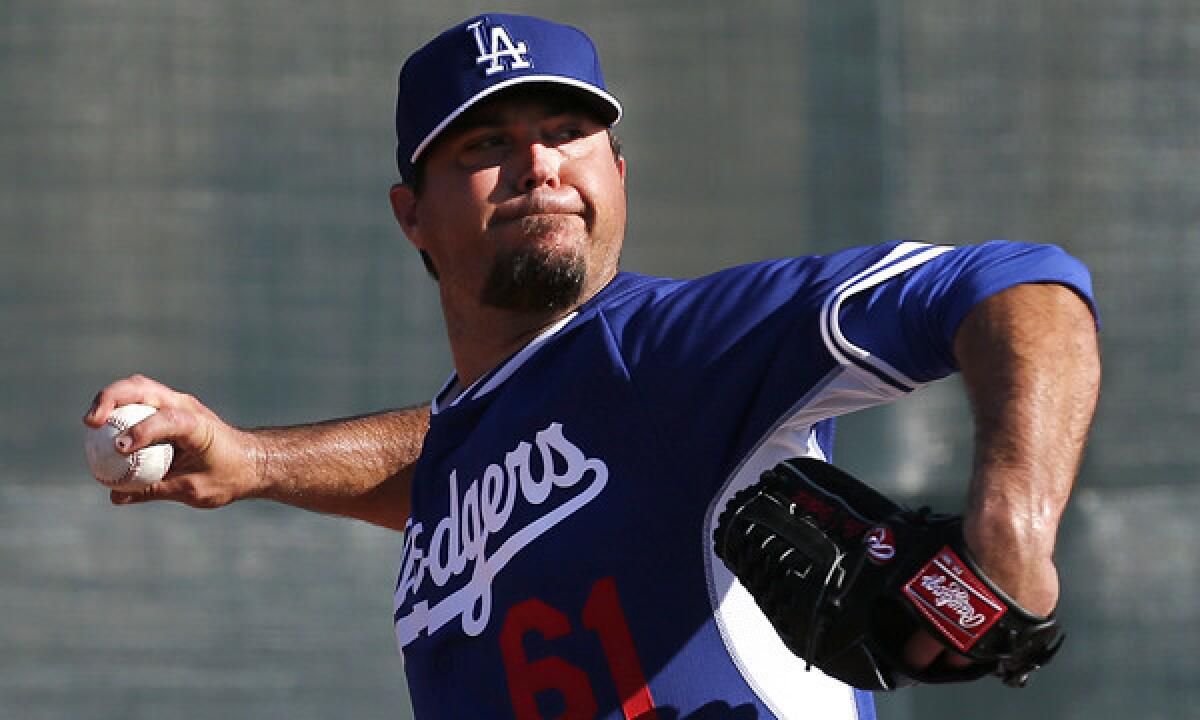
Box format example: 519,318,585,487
84,375,428,532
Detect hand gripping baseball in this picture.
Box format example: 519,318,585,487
83,375,266,507
713,457,1064,691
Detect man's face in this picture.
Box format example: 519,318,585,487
392,88,627,316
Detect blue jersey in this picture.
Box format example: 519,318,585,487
392,241,1094,719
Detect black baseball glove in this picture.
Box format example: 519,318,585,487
713,457,1063,691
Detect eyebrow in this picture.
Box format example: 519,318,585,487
450,99,583,135
452,108,509,132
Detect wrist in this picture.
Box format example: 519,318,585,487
962,507,1060,616
240,428,277,500
964,491,1061,558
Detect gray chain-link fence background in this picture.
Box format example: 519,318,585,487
3,1,1197,718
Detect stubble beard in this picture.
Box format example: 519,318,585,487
480,216,587,313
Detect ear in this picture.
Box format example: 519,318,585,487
616,155,627,185
389,183,422,247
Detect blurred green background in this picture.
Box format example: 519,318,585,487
3,1,1197,718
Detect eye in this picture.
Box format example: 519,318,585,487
464,133,507,152
550,123,587,143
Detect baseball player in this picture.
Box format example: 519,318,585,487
85,13,1101,720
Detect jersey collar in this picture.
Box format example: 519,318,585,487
432,310,579,415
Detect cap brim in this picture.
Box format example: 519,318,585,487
409,76,622,166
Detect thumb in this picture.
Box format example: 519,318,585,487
109,476,193,506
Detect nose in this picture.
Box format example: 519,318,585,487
515,140,562,193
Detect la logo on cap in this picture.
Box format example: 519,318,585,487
468,20,532,76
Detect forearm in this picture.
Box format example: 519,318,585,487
250,406,430,532
954,282,1100,611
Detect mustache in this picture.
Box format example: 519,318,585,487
490,193,586,226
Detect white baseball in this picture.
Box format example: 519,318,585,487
85,403,174,491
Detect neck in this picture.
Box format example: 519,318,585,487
442,306,570,388
439,270,615,388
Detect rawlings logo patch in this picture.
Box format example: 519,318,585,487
903,546,1006,652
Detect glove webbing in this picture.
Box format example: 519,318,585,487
720,479,855,671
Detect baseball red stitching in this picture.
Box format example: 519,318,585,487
105,415,141,487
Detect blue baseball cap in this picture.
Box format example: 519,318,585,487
395,13,623,181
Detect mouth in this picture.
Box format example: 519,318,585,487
490,214,586,249
490,194,587,228
491,211,577,227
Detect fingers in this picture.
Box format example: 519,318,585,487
84,374,177,427
84,375,216,454
903,631,944,670
118,403,212,456
903,630,974,672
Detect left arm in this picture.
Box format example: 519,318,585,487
908,281,1101,667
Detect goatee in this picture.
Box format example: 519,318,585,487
480,228,586,313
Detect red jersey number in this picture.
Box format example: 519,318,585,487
500,576,659,720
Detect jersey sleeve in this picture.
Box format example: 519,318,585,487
595,240,1096,478
832,240,1098,386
